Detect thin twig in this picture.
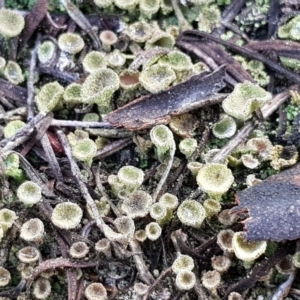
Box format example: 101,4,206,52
94,163,121,217
181,31,300,85
51,119,114,128
27,39,39,121
152,140,175,202
142,267,172,300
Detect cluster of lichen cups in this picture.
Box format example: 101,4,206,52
2,2,299,298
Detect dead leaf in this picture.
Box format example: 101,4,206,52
231,163,300,242
105,66,226,130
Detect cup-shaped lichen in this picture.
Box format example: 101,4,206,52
119,69,140,90
150,202,171,225
114,216,135,241
158,50,193,72
150,124,175,161
3,120,25,138
197,4,221,33
38,41,56,64
232,232,267,262
196,163,234,199
70,242,89,259
140,64,176,93
114,0,137,10
0,9,25,38
139,0,161,18
85,282,107,300
17,246,40,264
81,68,119,108
145,222,162,241
58,33,85,54
117,165,144,193
99,30,118,52
121,190,152,219
82,51,107,73
212,115,237,139
278,15,300,40
71,138,97,167
35,81,64,113
222,81,272,121
20,218,44,244
0,267,11,287
0,208,18,231
175,270,196,291
17,181,42,206
172,255,194,274
145,29,175,49
127,21,153,43
93,0,113,8
63,83,82,107
33,278,52,300
51,202,83,230
177,200,206,228
4,61,24,85
179,138,197,159
203,198,222,218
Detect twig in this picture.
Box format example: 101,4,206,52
181,30,300,85
142,267,172,300
46,11,68,29
94,163,121,217
213,0,248,36
271,271,296,300
129,239,155,285
51,119,114,128
56,129,106,230
0,113,47,151
94,138,133,160
152,140,175,202
171,0,192,31
40,134,64,182
27,39,39,121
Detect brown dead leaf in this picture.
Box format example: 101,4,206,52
231,163,300,242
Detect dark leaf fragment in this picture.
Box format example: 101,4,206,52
231,163,300,241
106,66,226,130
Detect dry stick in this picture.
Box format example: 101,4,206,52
40,134,64,182
56,129,106,230
0,95,16,109
211,86,297,164
271,271,296,300
94,164,121,217
142,267,172,300
176,41,238,87
0,113,47,151
27,40,39,121
171,0,192,31
181,30,300,85
16,152,57,198
51,119,114,128
56,130,155,285
152,140,176,203
38,66,79,82
212,0,248,36
46,11,67,29
21,112,54,157
0,106,27,121
94,138,133,160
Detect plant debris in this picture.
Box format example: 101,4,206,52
232,163,300,241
